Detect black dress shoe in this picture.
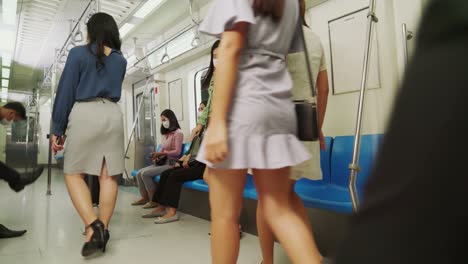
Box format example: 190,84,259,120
6,166,44,192
0,224,27,239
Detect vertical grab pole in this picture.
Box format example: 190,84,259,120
25,97,31,174
348,0,379,212
95,0,101,12
46,51,58,196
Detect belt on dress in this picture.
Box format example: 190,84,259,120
76,97,114,103
241,48,286,61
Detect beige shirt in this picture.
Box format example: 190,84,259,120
288,28,327,101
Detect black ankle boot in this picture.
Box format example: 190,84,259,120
81,219,105,257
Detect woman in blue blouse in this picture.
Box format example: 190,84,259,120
51,13,127,257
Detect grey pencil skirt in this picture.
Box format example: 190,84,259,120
63,98,125,176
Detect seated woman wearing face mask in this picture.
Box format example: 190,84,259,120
131,110,184,216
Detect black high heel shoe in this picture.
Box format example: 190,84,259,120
103,229,110,253
81,219,105,257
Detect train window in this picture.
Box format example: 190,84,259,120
193,68,209,120
11,117,35,143
135,93,144,141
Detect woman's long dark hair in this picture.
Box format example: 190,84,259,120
160,109,181,135
86,12,122,70
201,40,220,90
253,0,285,22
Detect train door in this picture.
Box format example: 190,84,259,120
132,79,159,170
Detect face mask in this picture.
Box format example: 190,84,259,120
213,59,218,67
0,118,12,126
162,121,170,129
197,112,203,118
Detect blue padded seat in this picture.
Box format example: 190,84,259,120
330,134,384,199
242,174,257,200
295,134,384,213
190,179,209,192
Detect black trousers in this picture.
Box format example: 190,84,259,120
84,175,100,205
154,162,205,209
336,1,468,263
0,162,19,184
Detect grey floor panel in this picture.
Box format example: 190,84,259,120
0,169,290,264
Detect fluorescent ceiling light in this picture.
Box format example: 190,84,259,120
2,54,12,67
2,79,9,88
3,0,18,25
2,68,11,78
0,29,16,52
120,23,135,38
134,0,165,19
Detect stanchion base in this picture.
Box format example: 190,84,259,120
46,190,52,195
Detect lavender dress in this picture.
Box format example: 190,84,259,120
196,0,311,170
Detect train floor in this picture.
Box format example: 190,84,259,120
0,168,290,264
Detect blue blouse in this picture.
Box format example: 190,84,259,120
52,45,127,136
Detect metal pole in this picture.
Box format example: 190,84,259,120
25,99,30,174
95,0,101,12
122,78,153,181
46,55,58,195
348,0,378,212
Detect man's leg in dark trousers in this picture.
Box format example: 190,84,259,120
0,162,23,192
336,1,468,263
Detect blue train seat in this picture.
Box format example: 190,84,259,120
295,134,384,213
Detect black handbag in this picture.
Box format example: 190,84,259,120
294,24,320,142
154,154,168,166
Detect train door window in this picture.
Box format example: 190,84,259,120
133,80,157,146
193,68,209,121
135,93,144,141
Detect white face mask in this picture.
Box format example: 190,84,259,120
162,120,170,129
213,59,218,67
0,118,12,126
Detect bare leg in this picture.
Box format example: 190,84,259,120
257,200,275,264
64,173,97,241
98,159,118,229
257,180,321,264
209,168,247,264
253,168,322,264
203,168,210,184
